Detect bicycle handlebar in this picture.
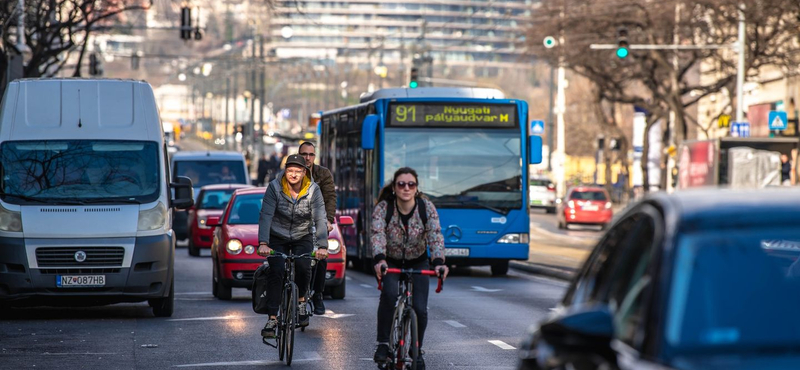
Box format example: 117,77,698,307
267,250,316,259
377,266,443,293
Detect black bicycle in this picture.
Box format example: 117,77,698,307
262,251,316,366
377,267,443,370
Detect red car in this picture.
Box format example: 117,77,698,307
208,187,351,300
187,184,253,256
556,186,613,230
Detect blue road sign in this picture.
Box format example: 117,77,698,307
731,122,750,138
769,111,788,131
531,120,545,135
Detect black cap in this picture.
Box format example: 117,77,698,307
285,154,308,170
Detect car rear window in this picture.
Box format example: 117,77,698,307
174,160,246,187
570,191,607,201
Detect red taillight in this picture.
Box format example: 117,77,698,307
547,184,555,192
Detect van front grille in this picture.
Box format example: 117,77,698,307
36,247,125,267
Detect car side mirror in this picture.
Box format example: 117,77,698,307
206,216,221,227
338,215,354,226
539,305,614,351
170,176,194,210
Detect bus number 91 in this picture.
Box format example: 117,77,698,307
395,105,416,122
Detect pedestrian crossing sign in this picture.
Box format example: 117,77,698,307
769,111,788,131
531,120,545,135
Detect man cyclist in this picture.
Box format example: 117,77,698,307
257,154,329,338
298,141,337,315
372,167,449,370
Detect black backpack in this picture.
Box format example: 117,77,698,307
385,198,428,228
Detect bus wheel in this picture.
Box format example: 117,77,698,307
491,261,509,276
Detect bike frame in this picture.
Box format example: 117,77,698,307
377,267,443,370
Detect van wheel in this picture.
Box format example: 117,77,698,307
150,279,174,317
212,259,219,298
491,261,509,276
188,240,200,257
330,279,346,300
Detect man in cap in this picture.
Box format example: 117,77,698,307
258,154,329,337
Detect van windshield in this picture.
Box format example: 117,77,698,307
174,160,246,187
0,140,160,204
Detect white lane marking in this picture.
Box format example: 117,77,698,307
489,340,516,350
345,276,352,281
318,309,354,319
175,298,215,301
445,320,466,328
174,358,320,367
175,292,211,296
167,315,260,322
43,352,118,355
360,284,374,289
471,286,503,292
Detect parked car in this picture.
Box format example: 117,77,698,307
557,186,612,230
208,187,351,300
187,184,254,256
529,177,557,213
518,188,800,370
170,151,249,241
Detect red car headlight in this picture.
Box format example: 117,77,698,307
327,239,341,254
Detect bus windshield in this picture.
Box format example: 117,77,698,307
384,128,522,211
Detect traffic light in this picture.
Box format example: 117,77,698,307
89,53,102,76
180,7,192,40
409,67,419,89
616,27,629,59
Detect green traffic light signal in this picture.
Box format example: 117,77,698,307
616,47,629,59
409,81,418,89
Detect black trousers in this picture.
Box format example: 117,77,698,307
265,234,314,316
313,258,327,296
377,259,430,349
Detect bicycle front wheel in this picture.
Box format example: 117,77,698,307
278,282,291,361
284,281,298,366
403,309,419,370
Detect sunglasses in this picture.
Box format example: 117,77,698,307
395,181,417,189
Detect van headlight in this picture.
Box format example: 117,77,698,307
0,204,23,232
327,239,341,254
138,202,167,231
497,233,529,244
226,239,243,255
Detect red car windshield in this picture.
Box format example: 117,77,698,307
227,194,263,225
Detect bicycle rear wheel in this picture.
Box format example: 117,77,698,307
284,282,298,366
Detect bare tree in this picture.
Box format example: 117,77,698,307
0,0,151,91
527,0,800,190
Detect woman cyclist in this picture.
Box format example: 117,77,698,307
372,167,449,370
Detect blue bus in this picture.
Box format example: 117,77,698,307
319,87,542,276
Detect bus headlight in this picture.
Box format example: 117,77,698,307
497,233,529,244
327,239,341,254
138,202,166,231
226,239,243,255
0,204,22,232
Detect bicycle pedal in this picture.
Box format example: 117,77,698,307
261,337,278,348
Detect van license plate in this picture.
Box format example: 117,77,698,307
56,275,106,288
445,248,470,257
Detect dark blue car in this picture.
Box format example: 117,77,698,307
518,188,800,370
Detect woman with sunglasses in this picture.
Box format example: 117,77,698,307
371,167,448,370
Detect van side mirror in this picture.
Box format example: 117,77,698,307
361,114,379,150
171,176,194,210
206,216,221,227
338,215,354,226
529,135,543,165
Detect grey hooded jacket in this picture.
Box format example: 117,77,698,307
258,172,329,249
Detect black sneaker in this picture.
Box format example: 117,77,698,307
261,318,277,338
312,293,325,315
416,351,425,370
373,343,390,363
298,302,310,327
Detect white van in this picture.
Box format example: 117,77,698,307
0,79,193,316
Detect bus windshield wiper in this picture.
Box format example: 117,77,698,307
435,200,509,215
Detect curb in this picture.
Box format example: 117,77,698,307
510,261,575,281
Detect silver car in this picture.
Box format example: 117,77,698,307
529,177,556,213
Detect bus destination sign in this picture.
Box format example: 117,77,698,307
388,103,517,128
